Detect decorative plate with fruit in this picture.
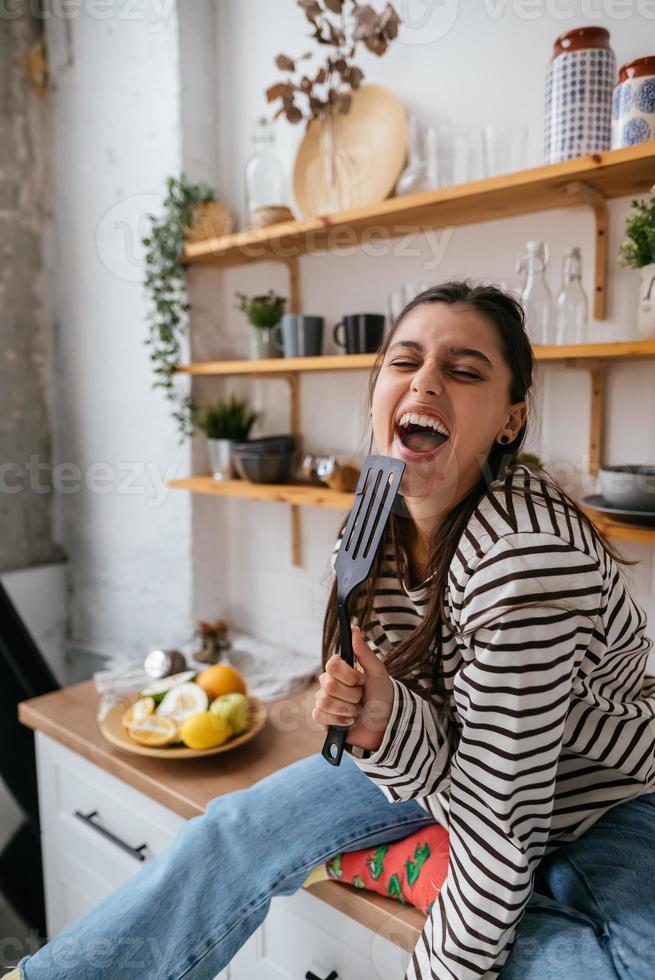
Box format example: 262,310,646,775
98,665,266,758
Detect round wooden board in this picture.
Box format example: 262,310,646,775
99,695,267,759
293,84,407,218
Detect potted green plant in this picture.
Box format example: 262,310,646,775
142,174,217,440
235,290,287,360
196,396,261,480
516,452,544,473
618,184,655,339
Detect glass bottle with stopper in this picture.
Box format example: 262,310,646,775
555,247,588,344
244,116,287,227
516,240,554,345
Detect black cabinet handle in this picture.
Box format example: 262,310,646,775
74,809,148,862
305,971,338,980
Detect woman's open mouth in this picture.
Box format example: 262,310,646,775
394,412,450,460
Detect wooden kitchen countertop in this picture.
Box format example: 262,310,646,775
18,679,426,952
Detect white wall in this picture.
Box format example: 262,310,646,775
43,0,205,662
189,0,655,667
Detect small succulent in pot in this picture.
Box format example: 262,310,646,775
196,396,261,481
235,290,287,359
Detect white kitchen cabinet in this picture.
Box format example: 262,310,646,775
34,732,407,979
35,730,186,938
232,888,409,980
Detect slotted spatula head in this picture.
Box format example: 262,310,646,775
322,454,405,766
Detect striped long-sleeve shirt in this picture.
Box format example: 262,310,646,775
336,463,655,979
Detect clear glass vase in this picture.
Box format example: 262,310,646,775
317,105,358,213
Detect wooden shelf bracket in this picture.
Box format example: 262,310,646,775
564,357,606,476
282,256,301,314
564,180,608,321
257,370,303,567
588,361,606,477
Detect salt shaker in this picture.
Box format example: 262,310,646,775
143,649,188,680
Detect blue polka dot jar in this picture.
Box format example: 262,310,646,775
545,26,615,164
612,56,655,149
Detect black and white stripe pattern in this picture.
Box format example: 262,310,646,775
336,464,654,979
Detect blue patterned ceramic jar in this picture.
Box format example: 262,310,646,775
612,56,655,149
545,26,615,164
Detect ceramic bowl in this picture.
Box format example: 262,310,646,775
232,452,296,484
231,435,295,456
599,465,655,512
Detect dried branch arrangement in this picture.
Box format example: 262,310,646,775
266,0,400,126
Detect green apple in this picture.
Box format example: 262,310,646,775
209,693,249,735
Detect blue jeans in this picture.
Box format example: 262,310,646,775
17,753,655,980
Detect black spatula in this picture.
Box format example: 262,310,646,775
321,454,406,766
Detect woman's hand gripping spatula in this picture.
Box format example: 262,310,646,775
321,454,406,766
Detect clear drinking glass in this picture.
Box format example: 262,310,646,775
395,114,432,196
388,288,405,330
387,283,431,330
431,124,484,187
482,123,529,178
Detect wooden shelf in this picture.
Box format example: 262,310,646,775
179,340,655,377
167,477,354,510
580,506,655,545
533,339,655,362
179,353,374,376
177,142,655,560
183,143,655,272
168,479,655,545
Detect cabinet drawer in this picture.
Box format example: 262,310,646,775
36,732,186,876
42,835,135,938
229,888,409,980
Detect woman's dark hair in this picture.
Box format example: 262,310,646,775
321,279,636,701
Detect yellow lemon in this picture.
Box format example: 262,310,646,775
180,711,233,750
127,714,178,747
195,664,246,700
209,693,249,735
121,697,155,730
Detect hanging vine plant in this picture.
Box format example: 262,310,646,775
142,174,216,440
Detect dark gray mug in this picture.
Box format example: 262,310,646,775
272,315,324,357
333,313,386,354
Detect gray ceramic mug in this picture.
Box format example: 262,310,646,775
272,315,324,357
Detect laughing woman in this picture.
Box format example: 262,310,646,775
12,281,655,980
316,281,655,979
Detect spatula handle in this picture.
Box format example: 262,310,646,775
321,602,354,766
